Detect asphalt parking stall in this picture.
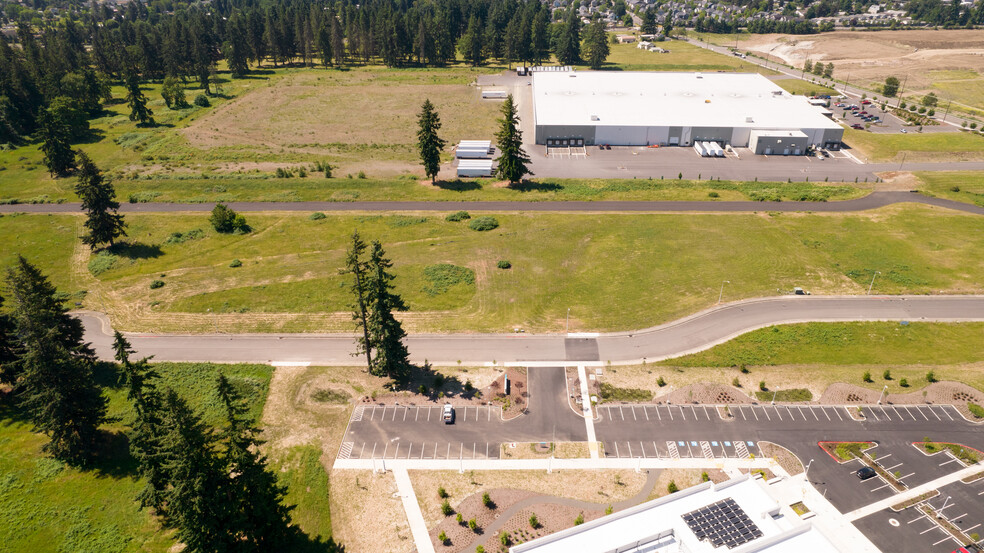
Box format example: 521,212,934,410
603,438,760,459
934,478,984,541
867,442,961,489
806,455,900,513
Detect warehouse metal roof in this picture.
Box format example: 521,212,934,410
532,71,842,131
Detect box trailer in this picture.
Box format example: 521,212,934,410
693,142,706,157
456,140,493,158
709,141,724,157
456,159,494,178
481,90,508,99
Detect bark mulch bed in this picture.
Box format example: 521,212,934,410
758,442,805,476
654,383,755,405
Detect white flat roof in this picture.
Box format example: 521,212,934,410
533,71,842,131
511,476,841,553
750,130,809,138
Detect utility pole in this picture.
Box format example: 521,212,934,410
942,100,951,123
896,74,908,108
718,280,730,304
899,152,907,172
867,271,881,295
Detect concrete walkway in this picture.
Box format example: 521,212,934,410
393,467,436,553
576,365,599,459
844,463,983,521
340,456,781,471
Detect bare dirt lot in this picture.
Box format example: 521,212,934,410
741,30,984,110
182,69,501,171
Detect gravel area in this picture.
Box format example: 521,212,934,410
759,441,805,476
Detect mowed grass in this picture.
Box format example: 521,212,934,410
915,171,984,207
842,127,984,162
666,322,984,367
0,362,277,553
596,40,777,74
105,175,867,204
6,204,984,334
773,78,838,97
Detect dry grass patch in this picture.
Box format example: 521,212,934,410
329,470,410,553
409,470,649,527
648,469,729,501
500,442,591,459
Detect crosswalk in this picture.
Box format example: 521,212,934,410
338,442,354,460
351,406,364,422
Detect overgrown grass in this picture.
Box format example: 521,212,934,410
828,441,874,462
915,171,984,207
667,322,984,367
774,78,838,97
596,40,777,75
598,382,652,403
920,441,981,465
271,445,333,541
843,128,984,162
754,388,813,402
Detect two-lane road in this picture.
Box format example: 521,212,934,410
79,295,984,365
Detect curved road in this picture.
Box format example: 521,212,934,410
79,295,984,366
5,191,984,215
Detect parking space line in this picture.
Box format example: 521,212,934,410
653,441,660,458
614,442,620,458
878,406,890,420
908,514,928,524
900,472,915,480
885,462,903,471
655,406,662,420
834,407,844,421
915,406,929,421
619,405,625,421
942,406,955,421
679,406,686,421
407,443,412,459
871,483,892,492
952,512,968,521
902,406,916,420
632,406,637,421
820,407,831,421
964,523,980,533
463,407,468,422
691,405,699,420
640,441,646,458
785,406,795,420
939,457,960,467
472,443,476,459
359,443,366,458
382,443,389,459
808,406,819,421
392,407,397,421
761,406,770,421
869,408,880,421
773,406,782,421
891,406,903,420
371,443,377,458
644,406,649,421
932,536,955,546
403,407,408,421
920,526,938,535
666,405,673,421
926,406,941,421
703,405,710,419
736,406,746,420
370,405,378,420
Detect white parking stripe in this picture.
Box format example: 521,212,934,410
655,406,662,420
869,408,880,421
835,407,844,421
640,441,646,458
932,537,955,546
902,406,916,420
619,405,625,421
737,406,746,420
371,405,378,420
915,406,929,421
691,405,699,420
774,406,783,421
892,406,903,420
703,405,711,419
786,406,796,420
403,407,408,421
679,406,686,421
821,407,831,421
392,407,398,421
653,441,660,458
761,406,770,421
927,406,942,421
942,406,955,421
463,407,467,422
632,406,637,421
614,442,620,457
644,406,650,421
667,405,674,421
809,406,819,421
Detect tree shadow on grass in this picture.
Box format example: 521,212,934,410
287,531,347,553
507,180,562,192
434,179,482,192
396,362,482,401
106,241,164,260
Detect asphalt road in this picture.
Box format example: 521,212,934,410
5,191,984,216
79,295,984,365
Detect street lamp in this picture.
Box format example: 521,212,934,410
867,271,881,295
805,458,814,477
772,387,779,405
718,280,731,304
877,385,888,405
566,307,571,333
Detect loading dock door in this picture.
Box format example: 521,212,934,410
764,148,772,155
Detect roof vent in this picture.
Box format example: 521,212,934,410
695,72,703,79
590,115,600,121
746,117,754,123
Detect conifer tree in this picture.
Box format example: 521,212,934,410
216,374,294,550
6,257,106,463
582,19,610,70
556,10,582,65
494,94,532,186
0,293,16,386
124,67,154,126
75,151,127,250
366,241,411,383
161,76,189,109
531,8,551,65
38,109,76,177
458,15,486,66
343,231,373,371
416,99,446,184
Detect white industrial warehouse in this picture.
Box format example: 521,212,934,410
532,71,844,154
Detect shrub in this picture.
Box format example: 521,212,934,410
529,513,539,528
883,369,892,381
968,402,984,419
165,229,205,244
701,471,709,482
500,532,510,546
209,203,250,233
574,513,584,525
309,212,326,221
497,260,512,269
468,518,478,532
441,499,453,516
445,210,471,222
708,191,720,198
357,171,367,179
656,376,666,387
759,381,767,391
469,216,499,231
437,486,448,498
438,531,448,545
476,547,485,553
667,481,679,493
863,371,873,383
456,513,463,524
422,264,475,295
972,122,979,130
732,377,741,388
482,492,493,508
605,504,613,515
194,93,210,107
739,364,750,374
928,109,935,116
149,279,165,289
926,371,937,383
950,186,961,192
229,259,242,268
88,251,119,276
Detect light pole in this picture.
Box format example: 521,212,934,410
566,307,570,333
718,280,730,304
805,458,814,477
898,152,907,171
772,387,778,405
867,271,881,295
877,385,888,405
207,308,218,333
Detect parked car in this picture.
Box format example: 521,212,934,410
901,128,908,133
851,124,864,130
859,110,868,115
857,467,877,480
861,99,871,105
442,404,455,424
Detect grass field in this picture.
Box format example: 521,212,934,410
842,128,984,162
593,40,777,74
915,171,984,207
773,78,838,97
4,204,984,334
0,362,289,553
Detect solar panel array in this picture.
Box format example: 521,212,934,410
681,498,763,549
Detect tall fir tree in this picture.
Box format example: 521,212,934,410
75,151,127,250
416,99,446,184
581,19,610,70
494,94,532,186
6,257,106,463
556,10,582,65
114,331,170,514
366,241,411,384
216,374,294,550
343,231,373,371
124,68,154,126
37,109,76,177
531,8,551,66
0,293,16,386
458,14,486,67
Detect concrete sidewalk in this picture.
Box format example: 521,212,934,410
335,456,781,472
393,467,436,553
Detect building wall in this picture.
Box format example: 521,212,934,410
536,125,597,145
536,124,843,150
749,134,810,155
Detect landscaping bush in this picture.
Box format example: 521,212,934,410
476,546,485,553
732,377,741,388
708,191,720,198
497,260,512,269
656,376,666,387
863,371,873,383
438,531,448,545
441,499,453,516
229,259,242,268
149,279,165,289
529,513,539,528
759,381,767,391
456,513,463,524
422,264,475,295
469,518,478,532
500,532,510,546
194,93,210,107
445,210,471,222
883,369,892,380
482,492,493,508
165,229,205,244
309,212,326,220
574,513,584,525
969,402,984,419
701,471,709,482
599,382,651,402
88,251,119,276
926,371,937,383
209,203,250,233
468,216,499,231
667,481,679,493
899,377,909,387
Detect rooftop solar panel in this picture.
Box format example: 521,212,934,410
681,499,763,549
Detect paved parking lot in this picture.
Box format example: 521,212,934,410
806,455,900,513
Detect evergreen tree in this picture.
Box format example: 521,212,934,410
38,109,76,178
124,68,154,126
494,94,532,186
75,151,127,250
318,23,333,67
823,63,834,79
366,241,411,383
531,8,551,65
161,76,189,109
556,10,582,65
114,331,170,514
158,389,236,553
0,294,16,386
458,15,486,66
581,19,610,70
216,374,294,550
641,8,659,35
803,59,813,73
343,231,373,371
6,257,106,463
416,99,446,184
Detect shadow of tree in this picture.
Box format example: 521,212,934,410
106,241,164,260
397,362,481,401
507,180,561,192
288,531,346,553
434,179,482,192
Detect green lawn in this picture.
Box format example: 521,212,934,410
0,362,290,553
5,204,984,334
667,322,984,367
596,40,777,74
774,78,838,97
915,171,984,207
842,128,984,162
